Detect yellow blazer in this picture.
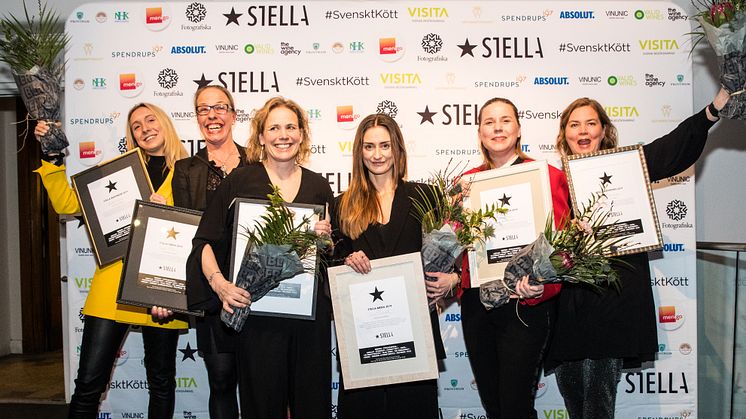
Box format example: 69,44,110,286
35,160,188,329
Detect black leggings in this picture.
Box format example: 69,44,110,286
203,352,239,419
68,315,179,419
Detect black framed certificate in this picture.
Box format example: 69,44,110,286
463,161,553,287
228,197,323,320
117,200,203,316
71,148,153,266
562,144,663,256
328,252,439,389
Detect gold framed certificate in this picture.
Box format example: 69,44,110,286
71,148,153,266
117,200,203,316
228,197,323,320
463,161,553,288
562,144,663,256
328,252,439,389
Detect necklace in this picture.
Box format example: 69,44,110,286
209,148,238,178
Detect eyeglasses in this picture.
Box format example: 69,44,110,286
195,104,233,116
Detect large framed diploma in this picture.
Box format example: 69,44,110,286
228,198,323,320
562,144,663,256
463,161,553,288
328,252,439,389
117,201,203,316
71,148,153,266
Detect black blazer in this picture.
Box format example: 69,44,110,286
332,180,446,359
173,143,248,211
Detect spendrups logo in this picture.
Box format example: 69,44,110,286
111,45,162,59
459,37,544,58
624,371,689,394
500,11,550,22
244,5,309,26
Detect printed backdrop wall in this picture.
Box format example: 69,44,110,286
63,2,697,418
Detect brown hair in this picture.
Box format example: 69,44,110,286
477,97,529,168
246,97,311,164
125,103,187,170
193,84,235,110
338,114,407,239
555,97,618,156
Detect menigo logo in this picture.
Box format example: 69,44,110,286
336,105,361,130
145,6,172,31
378,37,406,62
118,72,144,98
658,305,685,331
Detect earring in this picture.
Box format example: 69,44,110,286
260,144,265,161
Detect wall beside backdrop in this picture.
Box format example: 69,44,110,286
59,1,700,418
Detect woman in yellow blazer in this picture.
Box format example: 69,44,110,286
35,103,188,419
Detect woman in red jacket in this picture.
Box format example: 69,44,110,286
459,97,570,419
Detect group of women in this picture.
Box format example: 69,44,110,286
34,84,729,419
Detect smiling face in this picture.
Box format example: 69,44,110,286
564,105,605,154
478,101,521,164
361,125,394,177
195,87,236,146
259,106,302,163
129,106,165,156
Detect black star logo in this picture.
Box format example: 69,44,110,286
457,38,477,57
498,193,511,207
370,286,384,303
105,180,117,192
75,215,86,228
417,105,437,124
179,342,198,362
223,7,242,25
599,172,613,186
193,73,213,88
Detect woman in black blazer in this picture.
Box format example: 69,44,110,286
332,113,455,419
174,84,247,419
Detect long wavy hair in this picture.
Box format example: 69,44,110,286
125,103,187,170
478,97,530,168
338,114,407,239
246,97,311,164
555,97,618,156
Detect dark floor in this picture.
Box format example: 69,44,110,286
0,350,68,417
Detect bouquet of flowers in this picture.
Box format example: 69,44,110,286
480,185,628,309
413,162,506,303
692,0,746,118
221,186,329,331
0,1,69,154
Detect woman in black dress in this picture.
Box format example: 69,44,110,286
186,96,333,419
332,113,452,419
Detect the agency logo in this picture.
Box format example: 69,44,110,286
533,76,570,86
459,37,544,58
634,9,664,20
378,37,405,62
624,371,689,394
658,305,685,330
244,5,309,26
145,6,172,31
668,8,688,21
607,75,636,86
171,45,206,54
336,105,361,129
114,11,129,22
185,2,206,23
95,12,107,23
559,10,594,19
280,42,301,56
376,100,398,118
645,73,666,87
651,276,689,287
666,199,688,221
605,9,629,20
119,72,144,98
408,7,449,22
157,68,179,89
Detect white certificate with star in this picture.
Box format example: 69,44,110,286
328,252,438,389
463,161,553,287
117,200,204,316
563,144,662,256
71,148,153,266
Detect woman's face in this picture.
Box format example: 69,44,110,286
196,87,236,146
129,106,165,156
564,105,605,155
478,101,521,162
259,106,302,163
361,125,394,177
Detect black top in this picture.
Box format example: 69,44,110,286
145,155,167,191
186,163,334,325
546,107,716,369
331,180,447,360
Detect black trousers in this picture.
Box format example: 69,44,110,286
68,315,179,419
461,288,554,419
337,377,439,419
237,302,332,419
203,352,239,419
554,357,624,419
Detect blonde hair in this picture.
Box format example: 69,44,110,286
338,114,407,239
125,103,187,170
193,84,236,110
477,97,530,168
246,97,311,164
555,97,618,157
